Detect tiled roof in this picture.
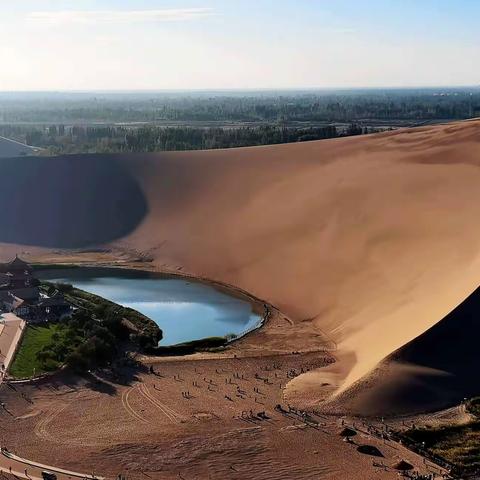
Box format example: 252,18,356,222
11,296,25,309
37,296,70,307
6,287,39,301
0,256,33,273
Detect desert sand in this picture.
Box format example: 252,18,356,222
117,119,480,413
0,352,441,479
1,119,479,476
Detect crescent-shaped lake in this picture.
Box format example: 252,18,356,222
39,268,262,346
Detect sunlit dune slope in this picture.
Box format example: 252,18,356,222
2,119,480,412
328,284,480,416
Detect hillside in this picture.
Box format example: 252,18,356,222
329,284,480,416
1,119,480,414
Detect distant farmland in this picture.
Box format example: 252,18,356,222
0,135,39,158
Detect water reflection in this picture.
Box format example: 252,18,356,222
40,268,261,346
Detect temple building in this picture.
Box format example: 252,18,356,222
0,256,72,322
0,256,35,288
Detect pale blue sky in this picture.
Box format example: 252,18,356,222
0,0,478,90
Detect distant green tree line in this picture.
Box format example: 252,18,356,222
0,88,478,123
0,124,375,154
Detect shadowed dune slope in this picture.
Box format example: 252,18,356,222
326,283,480,416
3,119,480,413
0,155,147,248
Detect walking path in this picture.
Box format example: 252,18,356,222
0,136,40,158
0,313,26,384
0,315,103,480
0,448,103,480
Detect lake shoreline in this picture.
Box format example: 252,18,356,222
36,263,270,351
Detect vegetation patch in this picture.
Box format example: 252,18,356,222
149,336,228,356
10,277,247,376
42,281,162,350
10,282,162,377
402,397,480,475
9,323,67,378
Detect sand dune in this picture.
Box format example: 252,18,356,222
331,284,480,416
0,136,38,158
2,119,480,414
0,155,147,247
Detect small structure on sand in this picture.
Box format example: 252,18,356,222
0,256,72,322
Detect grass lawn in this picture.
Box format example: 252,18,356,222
9,323,65,378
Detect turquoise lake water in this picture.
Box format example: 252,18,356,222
40,268,261,346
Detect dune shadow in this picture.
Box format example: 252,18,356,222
29,362,147,396
360,285,480,415
395,284,480,406
357,445,384,457
38,371,119,395
84,375,118,395
97,363,148,387
0,154,147,248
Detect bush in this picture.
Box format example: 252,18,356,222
150,337,227,356
467,398,480,418
103,312,130,341
65,350,89,372
36,348,56,363
43,358,60,371
56,283,73,293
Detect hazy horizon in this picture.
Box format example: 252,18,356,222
1,0,478,91
0,86,479,95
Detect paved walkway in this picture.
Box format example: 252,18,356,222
0,448,103,480
0,313,26,383
0,316,103,480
